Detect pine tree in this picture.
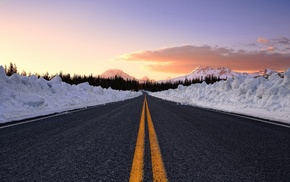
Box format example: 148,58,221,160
6,62,18,76
43,72,50,80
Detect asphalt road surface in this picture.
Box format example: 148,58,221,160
1,94,290,181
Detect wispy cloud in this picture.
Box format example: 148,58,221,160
267,46,275,51
257,37,269,44
256,37,290,46
272,37,290,45
113,44,290,73
256,37,290,53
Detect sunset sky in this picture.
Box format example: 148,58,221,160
1,0,290,80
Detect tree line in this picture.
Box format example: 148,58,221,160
3,63,223,91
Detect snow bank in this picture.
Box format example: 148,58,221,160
0,66,142,124
150,69,290,124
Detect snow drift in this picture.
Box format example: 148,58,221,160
0,66,142,124
150,69,290,124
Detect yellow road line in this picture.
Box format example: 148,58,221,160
129,99,146,182
130,96,168,182
145,97,168,182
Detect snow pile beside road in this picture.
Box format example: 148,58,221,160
150,69,290,124
0,66,142,124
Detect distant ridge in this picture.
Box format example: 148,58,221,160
139,76,156,83
256,68,278,77
100,69,136,80
158,66,279,83
99,67,280,83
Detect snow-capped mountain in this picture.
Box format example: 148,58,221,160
100,69,155,82
256,68,278,77
139,76,156,83
100,69,136,80
100,67,280,83
159,66,241,83
140,76,150,81
159,66,281,83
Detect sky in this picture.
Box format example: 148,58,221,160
1,0,290,80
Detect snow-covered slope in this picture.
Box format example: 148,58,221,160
100,69,155,83
0,66,142,124
100,69,136,80
158,66,242,83
158,66,278,83
256,68,278,77
150,69,290,124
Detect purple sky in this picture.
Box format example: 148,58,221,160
1,0,290,79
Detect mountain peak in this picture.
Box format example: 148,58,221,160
140,76,150,80
139,76,156,83
159,66,236,83
257,68,277,76
190,66,232,74
187,66,233,78
190,66,202,73
100,69,135,80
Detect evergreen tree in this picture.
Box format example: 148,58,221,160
43,72,50,80
21,70,27,76
2,63,226,91
6,62,18,76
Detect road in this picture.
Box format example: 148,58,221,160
0,94,290,181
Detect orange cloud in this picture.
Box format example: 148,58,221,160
267,46,275,51
257,37,269,44
255,37,290,53
114,45,290,73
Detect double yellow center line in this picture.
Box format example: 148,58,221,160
130,96,168,182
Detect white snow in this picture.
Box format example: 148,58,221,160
100,69,154,83
0,66,142,124
158,66,277,83
2,64,289,125
150,69,290,124
100,69,136,80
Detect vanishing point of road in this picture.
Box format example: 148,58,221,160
1,94,290,181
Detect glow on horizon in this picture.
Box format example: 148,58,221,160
1,0,290,80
